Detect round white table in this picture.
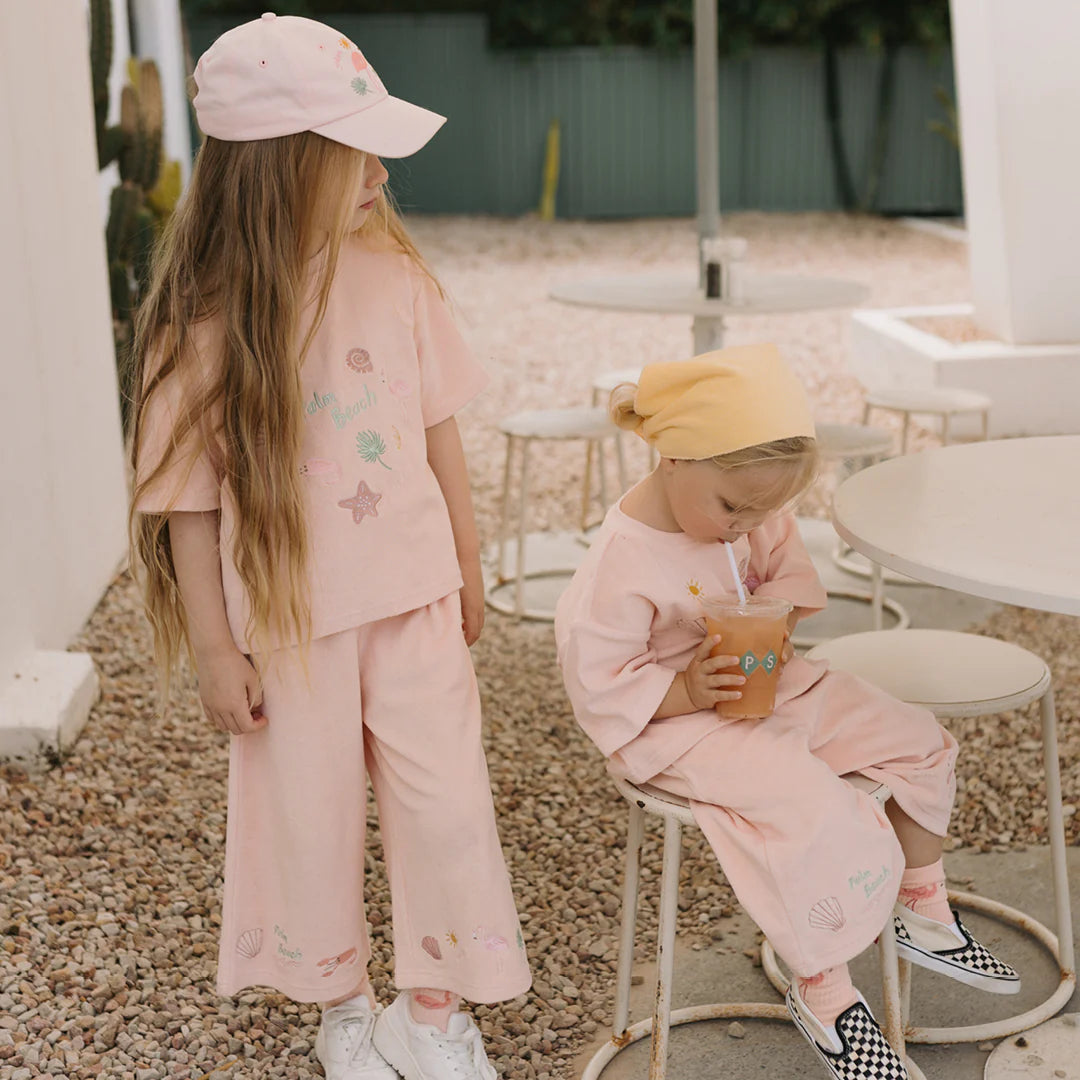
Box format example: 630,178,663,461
549,271,870,353
832,436,1078,1077
832,436,1080,616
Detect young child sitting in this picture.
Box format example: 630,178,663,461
554,345,1018,1080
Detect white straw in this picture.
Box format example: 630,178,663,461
725,542,747,604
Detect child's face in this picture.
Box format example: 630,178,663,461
660,458,794,542
348,154,390,230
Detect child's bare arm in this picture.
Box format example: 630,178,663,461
425,415,485,646
168,510,265,735
653,635,745,718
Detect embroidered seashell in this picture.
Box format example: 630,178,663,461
346,348,373,374
351,51,367,72
421,936,442,960
807,897,846,933
388,378,411,398
236,928,263,958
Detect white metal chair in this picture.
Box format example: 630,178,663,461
585,774,922,1080
803,629,1076,1049
487,407,627,621
862,386,992,453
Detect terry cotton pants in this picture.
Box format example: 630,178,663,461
215,592,532,1004
638,667,958,978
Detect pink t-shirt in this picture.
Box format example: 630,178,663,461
554,499,829,783
134,238,487,648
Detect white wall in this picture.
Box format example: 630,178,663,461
951,0,1080,345
0,1,128,674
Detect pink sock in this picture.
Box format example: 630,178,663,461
798,964,858,1027
408,988,461,1033
899,859,952,924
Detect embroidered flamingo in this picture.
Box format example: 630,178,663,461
898,883,941,911
472,926,509,951
380,370,412,421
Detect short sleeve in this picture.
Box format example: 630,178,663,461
132,354,221,514
554,536,677,758
412,272,488,428
747,512,827,612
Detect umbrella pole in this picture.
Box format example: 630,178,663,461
693,0,723,352
693,0,720,248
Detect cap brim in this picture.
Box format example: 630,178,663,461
311,95,446,158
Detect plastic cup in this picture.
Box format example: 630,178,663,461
702,596,792,719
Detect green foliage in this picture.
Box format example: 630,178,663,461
180,0,951,51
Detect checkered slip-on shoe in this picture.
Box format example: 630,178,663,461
893,904,1020,995
786,984,908,1080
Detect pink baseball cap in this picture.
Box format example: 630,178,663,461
193,13,446,158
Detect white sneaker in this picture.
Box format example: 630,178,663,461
315,995,401,1080
373,993,497,1080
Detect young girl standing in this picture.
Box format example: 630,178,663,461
554,347,1018,1080
129,15,529,1080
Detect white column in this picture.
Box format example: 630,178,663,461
130,0,193,184
0,0,129,761
951,0,1080,344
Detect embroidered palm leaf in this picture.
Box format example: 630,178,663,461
356,429,391,469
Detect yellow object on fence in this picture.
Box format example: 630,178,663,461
539,119,560,221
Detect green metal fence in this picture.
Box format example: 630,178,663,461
187,14,962,217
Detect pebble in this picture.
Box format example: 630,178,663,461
727,1022,747,1039
3,215,1076,1080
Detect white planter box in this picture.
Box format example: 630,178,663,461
850,305,1080,438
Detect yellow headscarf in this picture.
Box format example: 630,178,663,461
633,344,815,460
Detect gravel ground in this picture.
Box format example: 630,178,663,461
2,214,1077,1080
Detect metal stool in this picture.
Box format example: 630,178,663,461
862,386,992,453
487,407,627,621
805,629,1076,1047
794,423,910,647
585,775,921,1080
583,367,651,520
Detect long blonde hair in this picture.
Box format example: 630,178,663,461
609,382,820,510
127,132,435,692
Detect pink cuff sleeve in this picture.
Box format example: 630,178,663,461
413,272,488,428
749,513,827,612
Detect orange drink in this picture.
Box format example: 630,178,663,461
703,596,792,719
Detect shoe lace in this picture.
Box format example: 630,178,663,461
432,1023,495,1080
336,1010,378,1068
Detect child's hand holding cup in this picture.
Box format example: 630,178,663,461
701,596,792,719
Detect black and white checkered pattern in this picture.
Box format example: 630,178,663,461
787,991,908,1080
894,909,1019,984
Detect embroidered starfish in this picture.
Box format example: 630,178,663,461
338,480,381,523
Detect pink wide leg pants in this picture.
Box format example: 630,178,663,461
216,593,531,1004
643,668,958,977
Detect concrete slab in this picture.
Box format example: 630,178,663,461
0,649,100,766
572,847,1079,1080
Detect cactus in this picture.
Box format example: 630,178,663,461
90,0,120,168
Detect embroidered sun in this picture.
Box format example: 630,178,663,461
686,579,705,599
445,931,458,947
